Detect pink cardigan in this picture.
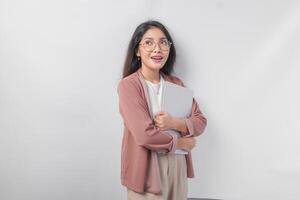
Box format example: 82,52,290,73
117,68,207,194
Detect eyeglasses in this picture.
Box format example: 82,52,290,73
139,39,172,52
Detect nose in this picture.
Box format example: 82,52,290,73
153,42,162,52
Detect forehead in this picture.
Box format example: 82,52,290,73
142,27,167,39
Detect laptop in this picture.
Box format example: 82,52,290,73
161,81,194,154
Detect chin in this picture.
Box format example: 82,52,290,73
144,61,165,71
152,63,165,69
151,66,164,71
147,64,163,71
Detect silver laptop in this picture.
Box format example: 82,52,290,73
161,81,194,154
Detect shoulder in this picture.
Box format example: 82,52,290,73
117,72,142,94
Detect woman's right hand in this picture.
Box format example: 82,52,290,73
177,137,196,152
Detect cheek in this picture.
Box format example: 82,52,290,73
163,53,170,62
165,50,170,57
141,53,152,61
139,49,150,59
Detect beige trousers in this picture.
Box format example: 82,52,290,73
127,153,188,200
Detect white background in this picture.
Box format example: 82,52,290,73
1,0,300,199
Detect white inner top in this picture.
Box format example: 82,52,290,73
145,74,164,117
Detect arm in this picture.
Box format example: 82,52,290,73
171,98,207,137
118,80,177,153
171,117,188,134
182,98,207,137
173,79,207,137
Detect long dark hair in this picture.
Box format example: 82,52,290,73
122,20,176,78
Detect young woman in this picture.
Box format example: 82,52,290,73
117,20,207,200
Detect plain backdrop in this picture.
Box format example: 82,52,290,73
1,0,300,199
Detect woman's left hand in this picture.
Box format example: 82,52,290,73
154,111,174,131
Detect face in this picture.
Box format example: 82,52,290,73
136,27,171,72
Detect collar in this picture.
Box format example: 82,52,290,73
137,67,169,82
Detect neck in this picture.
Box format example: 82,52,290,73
140,66,160,84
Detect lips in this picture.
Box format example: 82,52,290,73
151,56,163,61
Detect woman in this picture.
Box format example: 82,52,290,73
117,20,207,200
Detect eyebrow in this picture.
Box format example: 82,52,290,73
143,37,167,40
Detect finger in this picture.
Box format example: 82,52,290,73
155,116,162,122
155,112,162,116
162,111,168,115
156,122,162,126
154,117,160,122
156,111,165,116
157,124,163,128
154,120,160,125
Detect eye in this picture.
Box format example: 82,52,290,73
160,39,169,46
144,40,154,46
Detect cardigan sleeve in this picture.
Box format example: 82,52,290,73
176,78,207,137
117,79,177,153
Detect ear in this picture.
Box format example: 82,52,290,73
136,49,140,57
